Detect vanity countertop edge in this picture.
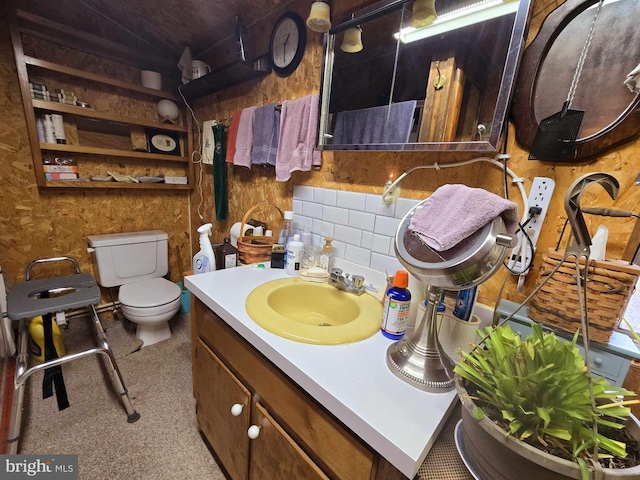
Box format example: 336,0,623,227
185,264,458,479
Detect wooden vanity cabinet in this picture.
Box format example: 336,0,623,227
191,297,406,480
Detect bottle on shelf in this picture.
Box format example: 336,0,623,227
215,237,238,270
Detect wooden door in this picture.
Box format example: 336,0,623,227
194,339,251,480
249,402,329,480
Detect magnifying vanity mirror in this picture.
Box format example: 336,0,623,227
318,0,532,152
512,0,640,162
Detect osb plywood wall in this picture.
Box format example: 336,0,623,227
191,0,640,307
0,13,191,299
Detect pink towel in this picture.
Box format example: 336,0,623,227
225,110,242,164
233,106,257,168
275,94,321,182
409,184,519,251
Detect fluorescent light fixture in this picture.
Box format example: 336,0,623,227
396,0,520,44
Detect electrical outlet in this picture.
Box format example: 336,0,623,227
507,177,555,274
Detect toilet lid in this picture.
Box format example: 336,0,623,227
119,278,181,308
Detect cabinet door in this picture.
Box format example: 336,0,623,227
194,338,251,480
249,402,329,480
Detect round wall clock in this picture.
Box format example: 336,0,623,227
269,12,306,77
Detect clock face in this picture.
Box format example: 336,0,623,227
269,12,306,77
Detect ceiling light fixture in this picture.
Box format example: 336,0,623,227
411,0,437,28
397,0,519,44
341,26,363,53
307,1,332,33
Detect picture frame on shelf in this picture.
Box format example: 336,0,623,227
145,128,181,156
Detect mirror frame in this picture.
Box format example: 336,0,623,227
511,0,640,162
317,0,533,152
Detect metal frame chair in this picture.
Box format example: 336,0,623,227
6,256,139,454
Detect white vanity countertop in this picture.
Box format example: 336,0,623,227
186,264,458,479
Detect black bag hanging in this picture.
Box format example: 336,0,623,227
529,0,605,161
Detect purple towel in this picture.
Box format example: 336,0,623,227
332,100,416,145
251,103,280,166
409,184,519,252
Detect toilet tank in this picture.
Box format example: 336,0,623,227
87,231,169,288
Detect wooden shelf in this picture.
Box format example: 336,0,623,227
40,143,189,163
178,56,271,101
25,56,182,101
32,99,188,133
44,181,191,190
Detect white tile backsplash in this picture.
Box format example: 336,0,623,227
323,189,337,206
293,186,404,272
302,201,323,219
323,205,349,225
334,224,362,245
336,191,366,211
313,187,325,203
348,210,376,231
293,185,314,201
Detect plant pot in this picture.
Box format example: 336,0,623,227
455,377,640,479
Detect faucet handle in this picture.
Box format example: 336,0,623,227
352,275,365,288
331,268,343,277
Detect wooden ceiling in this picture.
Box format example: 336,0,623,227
18,0,294,60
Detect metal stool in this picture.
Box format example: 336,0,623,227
6,257,140,454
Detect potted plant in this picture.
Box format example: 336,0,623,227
454,324,640,480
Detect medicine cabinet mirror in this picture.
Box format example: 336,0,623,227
511,0,640,162
318,0,532,152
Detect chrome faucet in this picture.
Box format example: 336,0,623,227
329,268,366,295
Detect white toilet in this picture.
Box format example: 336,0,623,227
87,231,181,346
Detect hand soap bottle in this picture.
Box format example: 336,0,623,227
286,234,304,276
320,237,333,273
193,223,216,274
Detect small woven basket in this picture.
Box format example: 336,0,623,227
529,249,640,342
237,203,283,265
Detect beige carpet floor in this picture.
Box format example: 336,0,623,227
19,312,224,480
17,311,472,480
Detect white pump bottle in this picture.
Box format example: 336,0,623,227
193,223,216,274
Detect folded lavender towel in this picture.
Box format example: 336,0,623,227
251,103,280,166
409,184,519,252
233,106,257,168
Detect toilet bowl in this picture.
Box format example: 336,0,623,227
87,230,183,347
118,278,181,346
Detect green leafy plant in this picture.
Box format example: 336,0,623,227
454,324,639,479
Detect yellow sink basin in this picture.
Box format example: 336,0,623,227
245,278,382,345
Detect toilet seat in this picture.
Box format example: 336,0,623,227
119,278,180,309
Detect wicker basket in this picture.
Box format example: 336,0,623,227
237,203,283,265
529,249,640,342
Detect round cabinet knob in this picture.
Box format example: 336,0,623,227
231,404,244,416
247,425,261,439
593,357,603,367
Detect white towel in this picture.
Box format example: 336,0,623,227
275,94,321,182
178,47,193,84
202,120,215,165
624,63,640,94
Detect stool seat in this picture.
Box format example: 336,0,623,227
6,257,139,455
7,273,100,320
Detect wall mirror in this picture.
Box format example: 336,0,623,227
512,0,640,162
318,0,532,152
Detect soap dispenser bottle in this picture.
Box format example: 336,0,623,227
193,223,216,274
320,237,333,273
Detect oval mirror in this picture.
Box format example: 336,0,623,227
512,0,640,162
